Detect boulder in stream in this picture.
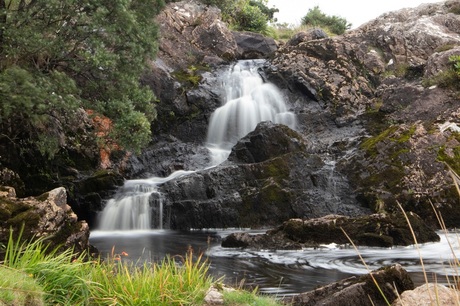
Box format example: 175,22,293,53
284,264,414,306
222,213,440,249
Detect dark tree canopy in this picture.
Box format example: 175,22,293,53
0,0,164,158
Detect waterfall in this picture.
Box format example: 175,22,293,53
97,170,194,230
97,59,296,231
206,60,297,165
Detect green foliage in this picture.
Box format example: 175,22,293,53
450,55,460,76
232,2,268,33
201,0,276,34
423,55,460,91
0,0,164,157
301,6,351,35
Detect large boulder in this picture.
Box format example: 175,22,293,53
0,186,91,254
232,31,278,59
228,121,306,163
162,123,369,229
392,283,460,306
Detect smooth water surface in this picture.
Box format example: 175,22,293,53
90,230,460,296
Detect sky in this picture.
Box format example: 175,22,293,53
267,0,444,29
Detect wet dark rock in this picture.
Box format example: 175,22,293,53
221,213,439,249
163,123,369,230
69,170,124,227
284,264,414,306
232,31,278,59
228,121,307,163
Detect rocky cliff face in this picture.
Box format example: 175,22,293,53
118,0,460,229
266,0,460,227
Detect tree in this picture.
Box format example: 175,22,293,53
301,6,351,35
0,0,164,158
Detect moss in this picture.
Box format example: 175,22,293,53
361,125,415,158
253,157,291,181
361,126,398,156
434,44,456,53
449,2,460,14
437,145,460,175
423,68,460,91
34,192,49,202
172,65,209,89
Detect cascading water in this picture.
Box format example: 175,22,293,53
97,170,194,230
206,60,297,165
97,59,296,230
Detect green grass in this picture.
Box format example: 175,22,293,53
0,265,45,305
223,289,282,306
0,228,281,305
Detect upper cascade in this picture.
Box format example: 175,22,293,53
206,60,297,165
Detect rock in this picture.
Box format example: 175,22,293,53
0,168,24,197
228,121,307,163
392,283,460,306
203,284,236,306
221,213,439,249
69,170,124,227
0,186,91,254
155,0,237,71
287,29,328,46
285,264,414,306
266,0,460,228
163,124,369,230
232,31,278,59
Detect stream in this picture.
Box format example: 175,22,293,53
90,229,460,296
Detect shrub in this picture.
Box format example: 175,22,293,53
301,6,351,35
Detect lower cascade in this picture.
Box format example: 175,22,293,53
97,60,296,230
97,170,194,230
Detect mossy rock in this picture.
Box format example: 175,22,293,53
0,198,40,241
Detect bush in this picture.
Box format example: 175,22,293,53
200,0,276,34
301,6,351,35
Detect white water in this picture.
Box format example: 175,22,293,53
206,60,297,165
97,60,296,230
97,170,194,230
